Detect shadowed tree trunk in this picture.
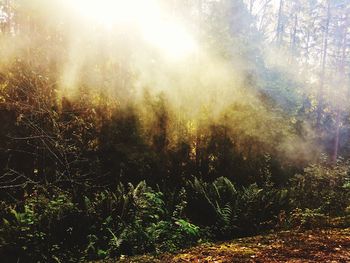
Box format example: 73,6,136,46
316,0,331,129
332,11,349,163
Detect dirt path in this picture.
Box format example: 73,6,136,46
115,228,350,263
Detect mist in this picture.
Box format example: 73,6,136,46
1,0,349,178
1,0,327,164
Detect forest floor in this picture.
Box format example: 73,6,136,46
99,228,350,263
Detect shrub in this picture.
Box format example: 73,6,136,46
0,191,82,262
289,161,350,216
289,208,328,229
186,176,288,239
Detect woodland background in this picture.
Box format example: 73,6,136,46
0,0,349,262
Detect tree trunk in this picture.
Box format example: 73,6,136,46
276,0,284,45
316,0,331,129
332,12,349,163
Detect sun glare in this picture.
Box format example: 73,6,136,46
67,0,197,60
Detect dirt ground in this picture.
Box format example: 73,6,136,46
112,228,350,263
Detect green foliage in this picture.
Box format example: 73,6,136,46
1,166,349,262
0,182,202,262
0,191,81,262
105,182,200,255
289,208,328,229
186,176,289,240
289,160,350,216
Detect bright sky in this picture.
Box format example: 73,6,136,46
67,0,197,60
